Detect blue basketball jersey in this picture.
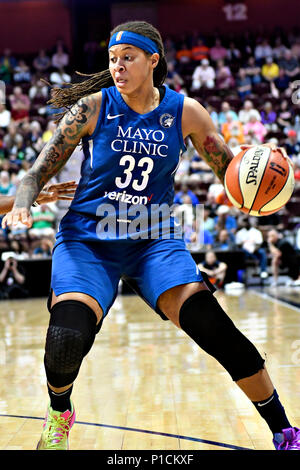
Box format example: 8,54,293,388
56,85,186,242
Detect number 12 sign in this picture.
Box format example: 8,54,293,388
223,2,248,21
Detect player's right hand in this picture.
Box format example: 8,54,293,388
2,207,33,229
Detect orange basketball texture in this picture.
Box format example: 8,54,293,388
224,146,295,216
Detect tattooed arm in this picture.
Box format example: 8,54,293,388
2,93,101,228
182,97,234,184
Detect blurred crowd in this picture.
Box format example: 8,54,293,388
0,38,81,267
0,28,300,291
166,27,300,286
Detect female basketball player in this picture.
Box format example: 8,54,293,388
0,181,77,215
2,21,299,450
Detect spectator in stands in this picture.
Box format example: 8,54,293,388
238,100,261,124
291,37,300,60
284,129,300,158
235,218,268,279
0,48,17,84
244,56,262,84
26,120,44,158
165,62,184,92
175,43,192,65
207,175,225,205
226,41,241,63
0,103,11,130
213,228,236,251
29,204,56,239
214,204,237,237
13,59,31,83
191,38,210,62
191,58,215,91
244,111,267,143
215,59,235,91
236,68,252,101
49,67,71,86
203,204,216,234
274,68,290,92
201,228,214,248
33,49,51,73
29,76,49,100
3,122,24,157
206,104,219,129
51,44,69,70
51,37,69,56
277,99,294,130
0,253,27,299
174,181,199,207
254,38,273,66
209,39,227,62
273,37,289,60
198,250,227,288
9,86,30,123
0,171,14,195
16,160,31,181
260,102,278,131
218,101,238,126
221,113,245,144
278,50,300,79
10,239,29,260
261,56,280,82
267,229,300,286
33,237,53,258
164,37,177,63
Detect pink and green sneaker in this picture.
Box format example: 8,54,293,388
36,402,76,450
273,427,300,450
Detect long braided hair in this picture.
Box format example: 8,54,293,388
48,21,168,122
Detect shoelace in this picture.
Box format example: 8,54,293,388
278,428,300,450
44,415,71,449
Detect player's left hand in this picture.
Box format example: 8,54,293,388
36,181,77,205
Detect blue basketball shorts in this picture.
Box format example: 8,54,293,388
50,238,204,319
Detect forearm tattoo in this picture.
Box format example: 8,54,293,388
201,135,234,183
13,95,98,209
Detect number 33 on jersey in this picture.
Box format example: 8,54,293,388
61,85,186,240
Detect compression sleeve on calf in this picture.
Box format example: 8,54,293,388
179,290,265,381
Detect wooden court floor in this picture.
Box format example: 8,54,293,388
0,287,299,451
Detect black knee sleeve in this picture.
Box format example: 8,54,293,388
44,300,101,388
179,291,265,381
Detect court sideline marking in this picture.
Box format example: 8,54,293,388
0,413,252,450
251,289,300,313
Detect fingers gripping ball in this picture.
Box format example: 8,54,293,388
225,146,295,216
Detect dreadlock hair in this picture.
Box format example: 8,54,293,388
48,21,167,123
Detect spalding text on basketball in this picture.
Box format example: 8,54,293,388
245,148,264,185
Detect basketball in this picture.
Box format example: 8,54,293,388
224,146,295,216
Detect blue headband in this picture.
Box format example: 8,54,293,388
108,31,159,55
